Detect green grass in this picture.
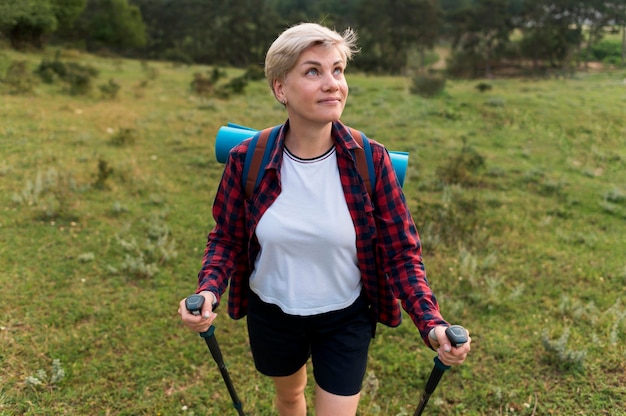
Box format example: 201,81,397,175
1,47,625,415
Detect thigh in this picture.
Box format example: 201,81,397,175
246,291,311,377
310,295,373,396
315,384,360,416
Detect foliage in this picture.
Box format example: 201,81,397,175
77,0,146,51
0,0,85,49
12,168,79,221
587,39,624,63
1,60,39,95
108,127,138,146
35,53,99,95
113,211,178,280
0,0,57,49
410,74,447,97
541,328,587,372
435,138,485,186
24,359,66,390
98,78,120,99
244,64,265,81
3,0,624,78
93,158,114,189
162,48,194,66
356,0,442,73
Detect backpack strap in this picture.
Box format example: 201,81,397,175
243,125,281,199
349,127,376,198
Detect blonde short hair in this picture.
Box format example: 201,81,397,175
265,22,359,94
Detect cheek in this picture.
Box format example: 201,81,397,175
342,82,349,98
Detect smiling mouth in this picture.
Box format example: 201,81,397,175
319,98,341,103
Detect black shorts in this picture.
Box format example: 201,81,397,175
246,291,373,396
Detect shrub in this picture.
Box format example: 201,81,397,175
12,168,79,221
3,60,38,94
436,138,486,187
475,82,492,92
35,56,99,95
541,328,586,372
140,61,159,81
93,159,114,189
410,74,446,98
191,72,214,96
217,75,248,97
114,212,178,279
64,62,99,95
99,78,121,100
244,64,265,81
24,359,65,390
162,48,194,65
416,185,486,250
109,128,138,146
588,39,622,61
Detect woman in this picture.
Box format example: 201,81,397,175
179,22,471,416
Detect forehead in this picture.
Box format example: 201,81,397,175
296,44,345,65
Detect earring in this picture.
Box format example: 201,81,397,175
281,99,286,105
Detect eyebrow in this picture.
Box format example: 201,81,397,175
300,59,344,67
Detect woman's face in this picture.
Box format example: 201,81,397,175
274,44,349,126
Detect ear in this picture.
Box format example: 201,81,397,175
273,78,285,102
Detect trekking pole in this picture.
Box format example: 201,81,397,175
185,294,245,416
414,325,468,416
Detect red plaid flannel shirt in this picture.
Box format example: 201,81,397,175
197,120,448,344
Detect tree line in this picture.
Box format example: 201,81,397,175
1,0,625,77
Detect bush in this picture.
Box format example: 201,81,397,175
436,138,486,186
410,74,446,98
3,60,38,94
12,168,79,221
99,79,121,99
162,48,194,66
109,128,138,146
416,185,486,250
475,82,492,92
35,56,99,95
244,64,265,81
191,72,214,96
588,39,622,61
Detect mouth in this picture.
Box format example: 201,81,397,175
319,97,342,104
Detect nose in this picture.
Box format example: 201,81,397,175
321,72,340,91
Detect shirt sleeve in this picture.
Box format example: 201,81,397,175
196,142,249,304
372,145,449,344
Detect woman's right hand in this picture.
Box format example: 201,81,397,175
178,291,218,333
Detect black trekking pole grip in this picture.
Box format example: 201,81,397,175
413,325,468,416
185,294,245,416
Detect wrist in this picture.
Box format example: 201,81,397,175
428,327,439,346
200,291,217,307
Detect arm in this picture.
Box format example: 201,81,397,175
371,145,448,346
196,142,250,306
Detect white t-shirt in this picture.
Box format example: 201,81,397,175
250,147,362,315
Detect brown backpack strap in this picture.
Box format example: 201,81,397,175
349,127,373,197
244,127,274,199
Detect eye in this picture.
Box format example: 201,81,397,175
305,68,320,76
333,67,344,76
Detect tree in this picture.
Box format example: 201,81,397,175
78,0,146,52
356,0,443,73
0,0,85,49
516,0,584,73
566,0,614,70
447,0,517,78
605,1,626,65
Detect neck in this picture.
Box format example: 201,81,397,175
285,122,334,159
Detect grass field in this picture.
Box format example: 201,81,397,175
1,47,625,415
